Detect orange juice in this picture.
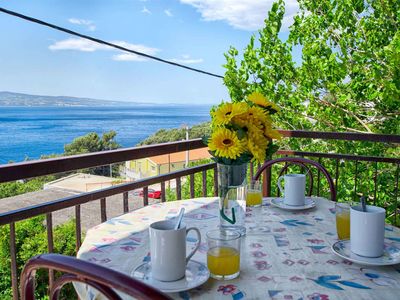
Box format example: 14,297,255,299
207,246,240,276
246,190,262,207
336,212,350,239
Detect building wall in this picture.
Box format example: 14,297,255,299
159,161,186,175
126,156,210,180
126,158,158,179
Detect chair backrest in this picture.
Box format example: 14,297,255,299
20,253,172,300
253,156,337,202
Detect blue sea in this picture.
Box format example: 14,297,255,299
0,105,211,164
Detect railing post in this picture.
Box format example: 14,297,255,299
161,182,166,203
123,192,129,213
263,162,272,197
190,174,195,198
46,213,54,291
75,205,82,252
10,222,18,300
143,187,149,206
335,159,339,192
353,160,359,202
202,170,207,197
176,177,182,200
373,162,378,206
100,198,107,222
395,164,399,226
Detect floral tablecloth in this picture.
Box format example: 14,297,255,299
76,197,400,300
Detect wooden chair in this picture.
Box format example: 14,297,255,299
20,253,172,300
253,156,337,202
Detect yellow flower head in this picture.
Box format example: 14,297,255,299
247,131,269,163
212,102,247,126
248,92,280,112
233,106,265,126
208,128,246,160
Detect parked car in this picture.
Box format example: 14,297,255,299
137,188,161,199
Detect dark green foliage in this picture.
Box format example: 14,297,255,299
0,176,55,199
166,159,215,201
64,130,121,176
139,122,211,145
64,131,120,155
0,217,77,299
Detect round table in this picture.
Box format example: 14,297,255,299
76,197,400,299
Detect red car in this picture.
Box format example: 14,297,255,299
138,188,161,199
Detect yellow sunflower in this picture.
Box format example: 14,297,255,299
248,92,280,112
247,132,269,163
212,102,247,126
233,106,267,128
208,128,246,160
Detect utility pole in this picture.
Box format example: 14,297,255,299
185,125,189,168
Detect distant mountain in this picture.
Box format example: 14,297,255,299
0,91,138,107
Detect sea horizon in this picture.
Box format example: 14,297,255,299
0,105,211,164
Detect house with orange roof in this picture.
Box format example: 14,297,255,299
125,147,211,180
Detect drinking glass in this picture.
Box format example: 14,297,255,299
220,185,247,236
336,202,351,240
206,229,241,280
246,180,262,207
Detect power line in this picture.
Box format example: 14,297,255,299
0,7,224,79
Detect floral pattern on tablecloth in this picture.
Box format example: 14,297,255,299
76,197,400,300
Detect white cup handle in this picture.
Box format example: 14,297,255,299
277,176,285,196
186,227,201,263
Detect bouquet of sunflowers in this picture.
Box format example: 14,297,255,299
205,92,282,165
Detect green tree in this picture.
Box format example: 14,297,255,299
139,122,211,145
64,131,121,176
223,0,399,221
224,0,399,137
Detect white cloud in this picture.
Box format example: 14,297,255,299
49,38,160,62
164,9,173,17
112,53,147,62
68,18,96,31
180,0,299,31
141,6,151,14
49,38,106,52
170,55,203,64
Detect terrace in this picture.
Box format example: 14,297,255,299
0,130,399,299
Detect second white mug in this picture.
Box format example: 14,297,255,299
149,219,201,282
277,174,306,206
350,205,385,257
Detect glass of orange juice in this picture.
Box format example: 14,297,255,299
336,202,351,240
206,229,241,280
246,180,263,207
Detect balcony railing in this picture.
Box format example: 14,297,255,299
0,130,399,300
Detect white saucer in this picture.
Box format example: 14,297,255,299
131,260,210,293
331,239,400,266
270,197,316,210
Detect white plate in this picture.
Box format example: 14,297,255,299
131,260,210,293
270,197,316,210
331,239,400,266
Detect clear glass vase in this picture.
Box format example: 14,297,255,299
217,163,247,236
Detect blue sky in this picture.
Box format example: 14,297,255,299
0,0,299,104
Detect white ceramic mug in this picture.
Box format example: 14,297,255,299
350,205,385,257
277,174,306,206
149,220,201,281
